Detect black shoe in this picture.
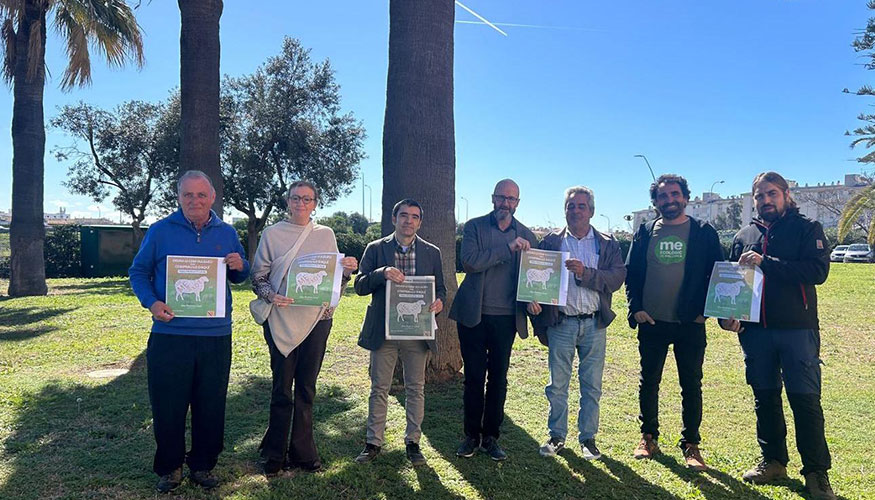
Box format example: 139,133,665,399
456,436,480,458
293,459,323,473
155,467,182,493
581,438,602,461
406,442,427,466
189,469,219,489
355,443,381,464
262,459,284,477
480,436,507,461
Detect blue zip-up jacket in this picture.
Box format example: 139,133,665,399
129,209,250,336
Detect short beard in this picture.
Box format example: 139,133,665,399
759,210,780,223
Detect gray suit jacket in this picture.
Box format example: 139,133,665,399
355,234,447,352
448,213,539,338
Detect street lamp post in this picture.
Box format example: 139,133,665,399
633,154,657,182
364,184,373,222
708,180,725,223
600,214,612,234
460,196,469,222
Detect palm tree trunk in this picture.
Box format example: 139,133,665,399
383,0,459,381
8,2,48,297
178,0,224,217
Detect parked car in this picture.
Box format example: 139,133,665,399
830,245,850,262
842,243,874,263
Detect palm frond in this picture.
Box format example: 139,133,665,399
54,3,90,88
55,0,144,90
2,17,14,84
838,185,875,241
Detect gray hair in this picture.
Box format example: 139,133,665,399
564,185,595,211
177,170,216,196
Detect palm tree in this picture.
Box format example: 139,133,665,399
2,0,144,296
178,0,223,217
382,0,460,381
838,185,875,245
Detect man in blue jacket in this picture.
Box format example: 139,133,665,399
129,170,249,493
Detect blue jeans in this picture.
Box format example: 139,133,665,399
545,316,606,442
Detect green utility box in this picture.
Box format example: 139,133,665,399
80,225,146,277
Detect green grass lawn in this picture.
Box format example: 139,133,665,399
0,265,873,499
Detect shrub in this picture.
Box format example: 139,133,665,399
45,225,82,278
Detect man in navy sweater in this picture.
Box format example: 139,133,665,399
130,170,249,493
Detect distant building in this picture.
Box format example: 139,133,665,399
0,207,117,227
630,174,870,230
44,206,71,221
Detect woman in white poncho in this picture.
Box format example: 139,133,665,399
250,181,357,474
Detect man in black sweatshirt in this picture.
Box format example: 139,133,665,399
720,171,835,500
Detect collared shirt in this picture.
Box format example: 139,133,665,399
482,212,519,315
393,234,417,275
561,226,600,316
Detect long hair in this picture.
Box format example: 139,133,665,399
752,171,797,209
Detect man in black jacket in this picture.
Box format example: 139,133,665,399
719,172,835,500
625,174,724,471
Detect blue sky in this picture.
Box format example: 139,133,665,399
0,0,870,232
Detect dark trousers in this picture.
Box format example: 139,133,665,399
458,314,516,440
739,326,831,475
637,321,706,445
146,332,231,476
259,320,331,465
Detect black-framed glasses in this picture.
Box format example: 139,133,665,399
492,194,520,204
289,195,315,204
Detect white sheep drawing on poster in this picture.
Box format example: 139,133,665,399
295,270,328,293
714,281,744,305
174,276,210,302
396,300,426,322
526,267,554,289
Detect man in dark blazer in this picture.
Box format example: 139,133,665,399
449,179,539,461
353,199,447,467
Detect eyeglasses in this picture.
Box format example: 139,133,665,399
492,194,520,204
289,195,315,204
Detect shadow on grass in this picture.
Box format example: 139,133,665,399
652,453,806,500
47,279,131,296
419,380,683,499
0,349,371,499
0,306,77,341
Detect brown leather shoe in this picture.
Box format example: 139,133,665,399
633,433,660,459
742,458,788,484
804,471,837,500
682,443,707,471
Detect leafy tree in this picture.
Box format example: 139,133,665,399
316,212,352,234
51,99,178,244
2,0,144,296
712,200,743,231
349,212,369,235
222,37,366,259
365,222,382,240
178,0,223,216
383,0,459,381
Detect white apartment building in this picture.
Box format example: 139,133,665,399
631,174,870,230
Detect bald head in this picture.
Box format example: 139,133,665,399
491,178,520,222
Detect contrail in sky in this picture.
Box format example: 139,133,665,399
454,1,508,36
455,20,608,33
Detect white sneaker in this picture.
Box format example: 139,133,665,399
581,438,602,460
539,436,565,457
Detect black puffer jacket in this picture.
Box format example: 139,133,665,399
729,207,829,329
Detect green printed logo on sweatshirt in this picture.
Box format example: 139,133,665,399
655,236,686,265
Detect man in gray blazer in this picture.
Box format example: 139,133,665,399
528,186,626,461
449,179,539,461
353,199,447,467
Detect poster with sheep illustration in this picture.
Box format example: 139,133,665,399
165,256,227,318
516,249,570,306
285,252,344,307
704,262,763,322
386,276,436,340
